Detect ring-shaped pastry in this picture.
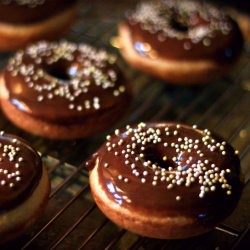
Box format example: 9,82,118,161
0,0,78,51
0,40,132,139
87,122,243,239
118,0,244,84
0,131,50,244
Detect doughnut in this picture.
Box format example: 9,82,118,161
118,0,244,84
87,122,243,239
0,131,50,244
0,40,132,140
0,0,78,51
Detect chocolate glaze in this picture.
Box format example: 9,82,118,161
87,122,243,226
3,41,131,124
0,132,42,211
0,0,77,24
124,0,243,62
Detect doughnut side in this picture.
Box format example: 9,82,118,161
0,165,50,244
90,158,213,239
0,96,130,139
118,23,239,84
0,4,77,51
0,75,131,139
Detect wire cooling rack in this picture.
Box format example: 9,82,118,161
0,1,250,249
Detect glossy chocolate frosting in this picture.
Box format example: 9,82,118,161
0,132,42,211
124,0,243,62
3,41,130,124
87,122,243,225
0,0,77,24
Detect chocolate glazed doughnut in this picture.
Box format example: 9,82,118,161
0,0,78,51
118,0,244,84
0,40,132,139
87,122,243,239
0,131,50,244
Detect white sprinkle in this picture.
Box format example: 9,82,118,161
37,95,44,102
176,196,181,201
9,183,14,188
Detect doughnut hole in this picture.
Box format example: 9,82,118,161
170,16,189,33
45,60,79,82
143,146,177,171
